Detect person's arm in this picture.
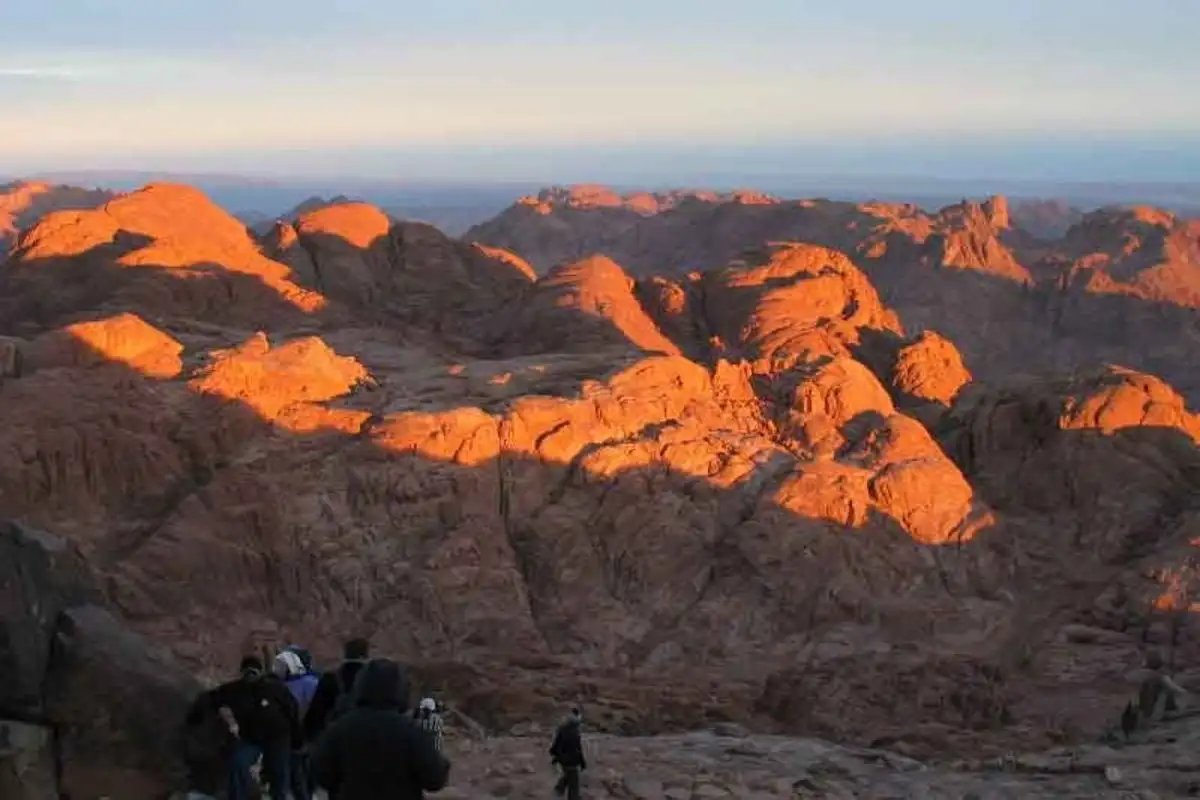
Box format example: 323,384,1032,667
308,722,342,792
1163,675,1188,696
408,722,450,792
549,727,562,762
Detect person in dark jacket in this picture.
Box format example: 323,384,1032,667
181,688,234,799
305,638,370,742
208,655,302,800
309,658,450,799
549,706,586,800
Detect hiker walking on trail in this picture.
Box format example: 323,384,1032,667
413,697,445,752
309,658,451,799
275,649,320,799
208,655,302,800
1119,649,1190,739
549,706,587,800
1137,650,1188,722
305,638,371,741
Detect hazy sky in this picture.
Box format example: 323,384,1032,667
2,0,1198,181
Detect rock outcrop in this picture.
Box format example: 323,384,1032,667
0,521,197,799
0,180,113,254
1,180,1199,794
467,184,1200,406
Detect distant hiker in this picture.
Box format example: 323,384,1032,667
209,655,303,800
275,649,320,799
549,706,587,800
1137,650,1188,721
1118,649,1190,739
305,638,371,741
309,658,451,799
413,697,445,752
181,688,235,800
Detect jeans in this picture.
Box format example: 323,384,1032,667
554,765,581,800
228,740,290,800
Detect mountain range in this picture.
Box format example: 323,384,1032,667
0,177,1198,798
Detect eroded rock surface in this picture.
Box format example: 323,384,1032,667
1,181,1199,794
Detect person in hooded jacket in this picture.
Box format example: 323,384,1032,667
274,650,321,799
549,707,586,800
305,638,370,742
180,688,234,800
208,655,302,800
310,658,450,800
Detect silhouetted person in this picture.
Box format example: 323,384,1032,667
1137,649,1188,722
310,658,450,799
180,688,235,800
208,655,302,800
549,706,586,800
305,638,371,742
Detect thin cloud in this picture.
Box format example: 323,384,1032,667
0,65,109,81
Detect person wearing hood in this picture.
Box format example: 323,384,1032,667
208,655,302,800
274,649,321,799
309,658,450,799
305,638,370,742
549,706,586,800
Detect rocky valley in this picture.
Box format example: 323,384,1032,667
1,180,1198,798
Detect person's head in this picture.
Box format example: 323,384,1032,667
239,655,264,680
1146,650,1165,671
567,705,582,725
273,650,305,679
343,638,370,662
351,658,410,711
284,644,314,673
419,697,436,717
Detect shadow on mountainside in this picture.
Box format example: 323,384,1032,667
1,271,1199,768
3,191,1200,771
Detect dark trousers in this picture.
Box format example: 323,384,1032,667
554,765,581,800
290,749,312,799
228,740,289,800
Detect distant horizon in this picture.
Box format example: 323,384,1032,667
3,1,1197,181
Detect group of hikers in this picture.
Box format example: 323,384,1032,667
181,638,588,799
179,634,1187,799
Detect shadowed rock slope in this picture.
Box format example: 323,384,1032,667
2,182,1199,796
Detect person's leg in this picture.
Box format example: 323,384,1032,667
261,741,291,800
227,743,261,800
554,768,567,795
566,766,581,800
289,749,309,800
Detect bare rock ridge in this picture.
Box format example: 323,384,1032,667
468,185,1200,405
0,180,114,253
1,181,1199,797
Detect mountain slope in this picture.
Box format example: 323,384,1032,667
1,181,1199,794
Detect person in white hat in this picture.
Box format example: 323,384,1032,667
413,696,444,752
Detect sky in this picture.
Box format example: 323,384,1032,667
1,0,1198,182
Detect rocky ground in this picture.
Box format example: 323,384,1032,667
428,716,1200,799
0,180,1197,798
